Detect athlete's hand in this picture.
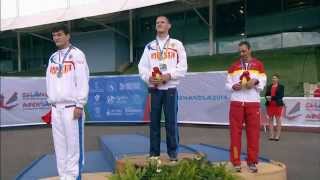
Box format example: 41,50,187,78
232,83,242,91
73,107,83,120
266,96,271,101
161,74,171,82
246,79,258,89
149,76,162,85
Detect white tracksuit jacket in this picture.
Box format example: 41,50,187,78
138,35,188,89
46,46,89,107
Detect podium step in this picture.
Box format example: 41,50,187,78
16,134,286,180
186,143,270,162
16,151,112,180
39,172,113,180
99,134,198,170
226,161,287,180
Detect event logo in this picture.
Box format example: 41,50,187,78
305,102,320,111
305,101,320,121
106,109,123,116
106,95,128,105
22,101,50,110
94,94,101,102
283,102,302,120
0,93,18,110
22,91,47,100
106,82,117,92
106,96,115,104
119,82,141,91
94,107,101,117
90,81,104,93
179,95,228,101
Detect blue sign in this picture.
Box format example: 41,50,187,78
87,75,148,122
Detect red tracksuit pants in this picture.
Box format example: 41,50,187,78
229,101,260,166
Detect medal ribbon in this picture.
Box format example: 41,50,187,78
156,38,170,61
57,46,72,76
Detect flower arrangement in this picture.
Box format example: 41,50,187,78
110,156,239,180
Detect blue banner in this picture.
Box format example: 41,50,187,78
87,75,149,122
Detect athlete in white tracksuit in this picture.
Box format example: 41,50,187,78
46,25,89,180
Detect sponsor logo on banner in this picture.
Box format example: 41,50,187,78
87,76,148,122
94,107,102,118
22,101,50,110
106,82,117,92
0,93,18,110
22,91,47,100
21,91,49,110
179,95,228,101
283,102,302,120
91,81,105,93
106,109,123,116
94,94,101,102
124,107,143,115
305,101,320,111
305,101,320,121
106,96,115,104
119,82,141,91
106,96,128,105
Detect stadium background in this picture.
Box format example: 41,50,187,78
1,0,319,96
1,0,320,180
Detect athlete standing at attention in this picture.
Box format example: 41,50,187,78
46,25,89,180
138,16,187,162
226,41,266,173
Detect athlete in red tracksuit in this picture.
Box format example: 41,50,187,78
225,41,266,173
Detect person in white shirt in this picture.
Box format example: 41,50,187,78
46,25,89,180
138,16,187,162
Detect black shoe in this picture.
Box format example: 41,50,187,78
248,164,258,173
169,156,178,161
274,138,280,141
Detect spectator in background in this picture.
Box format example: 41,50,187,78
265,74,285,141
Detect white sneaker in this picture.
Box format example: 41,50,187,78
148,156,160,161
233,165,241,172
64,175,77,180
248,164,258,173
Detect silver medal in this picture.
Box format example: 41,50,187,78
159,63,167,71
57,64,63,78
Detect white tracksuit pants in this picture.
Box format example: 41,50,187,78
52,104,85,180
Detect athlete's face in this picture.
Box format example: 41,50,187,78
52,30,70,49
239,45,252,61
155,16,171,34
